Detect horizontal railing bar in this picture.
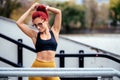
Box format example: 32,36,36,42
0,68,114,71
60,36,120,57
56,54,120,63
0,68,119,78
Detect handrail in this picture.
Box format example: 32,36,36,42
56,54,120,63
0,56,21,67
0,33,36,52
60,36,120,57
0,68,120,78
1,33,120,64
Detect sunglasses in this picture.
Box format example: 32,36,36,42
33,20,45,28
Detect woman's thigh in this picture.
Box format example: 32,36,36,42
45,77,60,80
29,77,43,80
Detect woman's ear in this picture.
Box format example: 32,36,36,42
45,19,49,23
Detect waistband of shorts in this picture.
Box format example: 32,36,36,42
35,59,55,63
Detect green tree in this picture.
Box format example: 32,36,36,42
49,2,85,33
62,4,85,33
110,0,120,26
0,0,21,18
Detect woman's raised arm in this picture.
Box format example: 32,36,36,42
46,6,62,34
16,3,39,38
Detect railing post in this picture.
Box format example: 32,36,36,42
79,50,84,68
59,50,65,67
17,39,23,80
17,39,23,67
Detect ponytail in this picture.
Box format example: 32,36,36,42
32,5,48,20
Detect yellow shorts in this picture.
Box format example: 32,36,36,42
29,59,60,80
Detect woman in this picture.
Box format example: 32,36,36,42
16,2,61,80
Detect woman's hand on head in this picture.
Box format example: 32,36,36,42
31,2,40,11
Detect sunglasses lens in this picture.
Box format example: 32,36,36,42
38,23,42,26
33,21,44,28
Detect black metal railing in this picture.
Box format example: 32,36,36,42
0,56,21,67
1,33,120,80
1,33,120,64
0,33,36,52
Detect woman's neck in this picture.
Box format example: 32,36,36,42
41,28,50,35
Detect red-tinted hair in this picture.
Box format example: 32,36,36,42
32,5,48,20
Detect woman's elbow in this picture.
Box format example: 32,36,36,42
58,9,61,14
16,20,22,26
16,20,20,25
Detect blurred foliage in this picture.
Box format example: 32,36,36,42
110,0,120,26
1,0,120,33
110,0,119,8
84,0,109,32
84,0,98,31
48,2,85,33
0,0,21,18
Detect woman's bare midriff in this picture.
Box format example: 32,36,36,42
36,50,56,62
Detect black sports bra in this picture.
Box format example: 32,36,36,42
35,30,58,52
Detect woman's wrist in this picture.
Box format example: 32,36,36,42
30,2,40,11
46,5,49,10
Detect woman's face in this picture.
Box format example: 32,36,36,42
33,17,48,32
